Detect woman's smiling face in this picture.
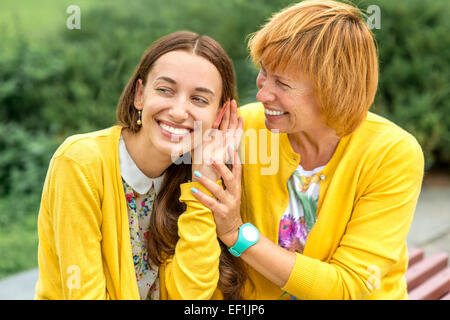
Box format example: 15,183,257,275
134,50,223,159
256,63,328,134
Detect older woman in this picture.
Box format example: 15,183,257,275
192,0,424,299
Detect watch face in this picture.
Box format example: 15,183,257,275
242,225,258,242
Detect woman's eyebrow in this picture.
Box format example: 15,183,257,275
155,76,215,96
194,87,215,96
155,76,176,84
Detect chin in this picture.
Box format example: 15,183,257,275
264,119,287,132
160,138,194,163
157,142,182,159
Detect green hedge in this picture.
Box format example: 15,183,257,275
372,0,450,170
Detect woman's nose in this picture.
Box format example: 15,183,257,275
256,84,276,103
168,101,189,122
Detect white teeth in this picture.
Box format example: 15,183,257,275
159,122,190,135
264,108,286,116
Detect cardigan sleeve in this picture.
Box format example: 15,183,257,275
282,135,424,299
162,181,222,299
35,154,110,300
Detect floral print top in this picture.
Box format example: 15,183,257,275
119,135,164,300
278,163,326,299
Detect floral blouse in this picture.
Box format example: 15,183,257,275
278,163,326,299
119,135,164,300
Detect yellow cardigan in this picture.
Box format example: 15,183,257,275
35,102,424,300
35,125,222,300
233,102,424,299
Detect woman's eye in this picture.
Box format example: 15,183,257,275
156,87,172,94
192,96,208,104
277,80,290,89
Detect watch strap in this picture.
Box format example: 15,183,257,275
228,223,259,257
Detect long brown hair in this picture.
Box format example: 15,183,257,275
116,31,247,299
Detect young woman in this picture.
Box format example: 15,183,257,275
34,31,245,300
192,0,424,299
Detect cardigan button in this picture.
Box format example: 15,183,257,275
320,174,325,181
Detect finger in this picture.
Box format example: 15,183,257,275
219,99,231,131
228,99,238,131
231,144,242,181
233,116,244,150
211,160,236,194
190,187,220,212
225,117,243,165
192,171,227,202
213,100,230,129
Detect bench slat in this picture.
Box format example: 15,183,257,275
408,248,424,267
408,268,450,300
440,291,450,300
406,252,448,291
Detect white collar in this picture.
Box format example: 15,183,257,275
296,163,327,177
119,135,164,195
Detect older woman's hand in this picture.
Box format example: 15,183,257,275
191,135,244,247
191,99,242,181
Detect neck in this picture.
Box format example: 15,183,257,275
288,127,341,170
122,128,171,178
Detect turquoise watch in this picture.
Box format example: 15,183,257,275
228,223,259,257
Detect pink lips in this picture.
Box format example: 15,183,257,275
264,111,287,121
158,119,192,130
264,113,286,120
263,105,287,121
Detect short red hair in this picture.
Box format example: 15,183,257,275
248,0,378,136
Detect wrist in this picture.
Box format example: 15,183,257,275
220,227,240,248
227,223,260,257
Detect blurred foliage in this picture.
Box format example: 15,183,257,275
0,0,449,278
371,0,450,170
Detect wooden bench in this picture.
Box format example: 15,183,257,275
406,248,450,300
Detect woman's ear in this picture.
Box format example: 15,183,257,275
134,78,144,110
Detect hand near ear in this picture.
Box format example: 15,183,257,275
191,99,243,181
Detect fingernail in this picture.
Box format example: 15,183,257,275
231,145,235,151
191,187,198,194
193,170,202,178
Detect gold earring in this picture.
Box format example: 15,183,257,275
136,110,142,126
